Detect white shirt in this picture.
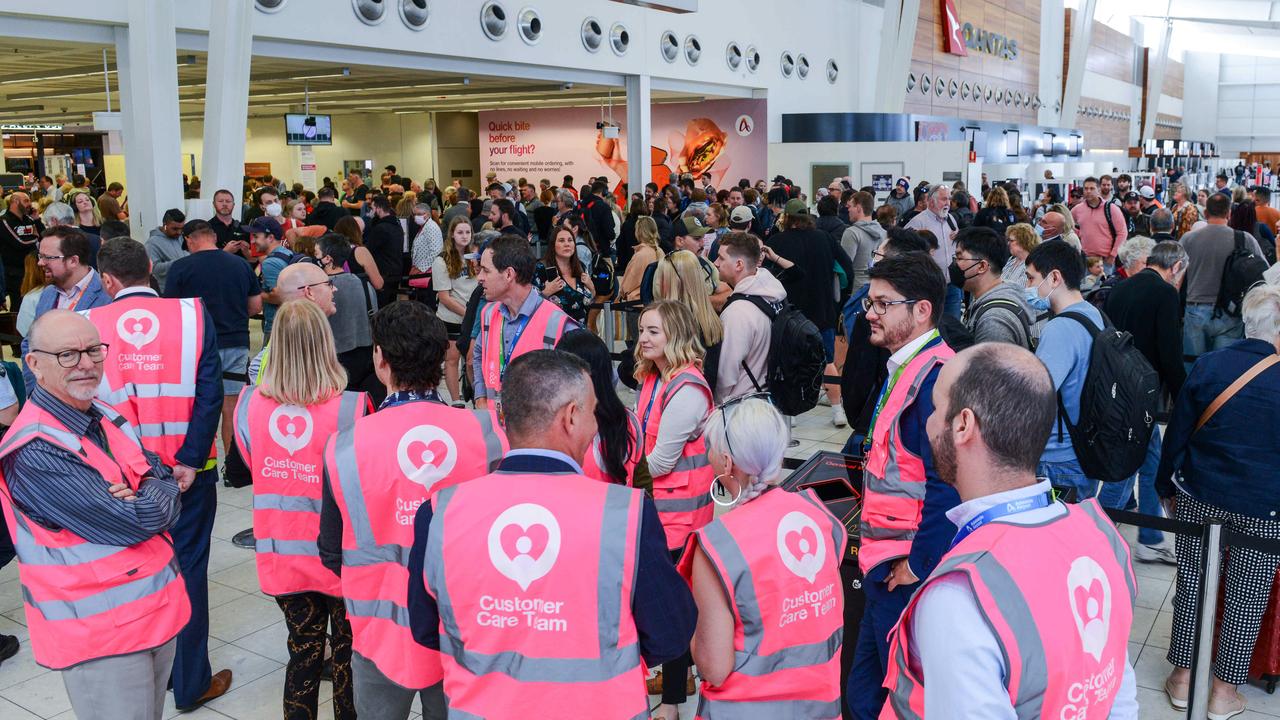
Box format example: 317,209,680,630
886,329,937,378
910,481,1139,720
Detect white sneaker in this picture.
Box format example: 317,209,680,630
832,405,848,428
1134,542,1177,566
818,389,832,407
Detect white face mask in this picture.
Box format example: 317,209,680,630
265,202,282,217
414,215,427,226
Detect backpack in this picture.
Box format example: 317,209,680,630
1217,230,1268,317
967,297,1034,350
1054,312,1159,483
724,294,825,416
985,209,1016,236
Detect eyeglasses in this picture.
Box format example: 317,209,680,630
31,343,109,368
37,253,65,262
298,278,335,291
861,296,919,315
715,392,773,457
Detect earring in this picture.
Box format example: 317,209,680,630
709,474,744,508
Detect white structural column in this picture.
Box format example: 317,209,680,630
1038,0,1066,126
626,74,652,203
1059,0,1097,127
116,0,184,237
873,0,922,113
1141,19,1174,143
200,0,253,219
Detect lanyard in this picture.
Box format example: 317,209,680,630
950,492,1053,549
639,377,663,437
862,330,939,453
497,313,532,379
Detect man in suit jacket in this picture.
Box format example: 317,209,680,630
21,227,111,394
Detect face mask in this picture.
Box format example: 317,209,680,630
948,259,980,289
1034,224,1045,238
265,202,282,217
1024,276,1054,313
414,215,427,226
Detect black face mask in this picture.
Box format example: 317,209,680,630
948,258,980,288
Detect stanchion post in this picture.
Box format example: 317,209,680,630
603,300,615,353
1188,518,1225,720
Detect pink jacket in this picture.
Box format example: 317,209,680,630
716,268,787,402
1070,200,1128,259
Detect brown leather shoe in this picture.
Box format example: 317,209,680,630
176,669,233,712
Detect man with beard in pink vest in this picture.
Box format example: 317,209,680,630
407,350,696,719
880,342,1138,719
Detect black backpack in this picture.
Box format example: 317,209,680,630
725,294,825,416
1217,230,1268,318
967,297,1034,350
1054,312,1159,483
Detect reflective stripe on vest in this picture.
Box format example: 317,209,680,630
423,474,648,718
882,501,1136,720
0,401,190,669
85,297,212,469
325,401,505,689
692,489,846,715
859,342,953,574
480,298,569,396
698,697,842,719
638,368,714,550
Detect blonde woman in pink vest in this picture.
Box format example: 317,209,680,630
879,343,1138,719
682,396,847,718
634,299,715,718
234,300,371,720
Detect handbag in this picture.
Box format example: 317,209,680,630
1195,354,1280,432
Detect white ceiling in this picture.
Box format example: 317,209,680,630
1079,0,1280,60
0,37,704,127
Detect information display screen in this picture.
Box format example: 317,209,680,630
284,114,332,146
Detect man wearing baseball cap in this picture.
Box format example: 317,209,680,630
249,217,291,337
728,205,754,231
1138,185,1163,216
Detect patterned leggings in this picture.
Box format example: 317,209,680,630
1167,491,1280,685
276,592,355,720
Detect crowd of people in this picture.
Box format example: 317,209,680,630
0,160,1277,720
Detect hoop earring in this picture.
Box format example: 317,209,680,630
710,474,744,508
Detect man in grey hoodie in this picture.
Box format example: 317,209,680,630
885,178,914,218
146,208,188,291
841,191,886,293
953,226,1034,349
713,231,788,402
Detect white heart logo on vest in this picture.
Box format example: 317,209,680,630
1067,555,1112,662
268,405,313,456
117,309,160,349
396,425,458,489
488,503,561,591
777,511,826,583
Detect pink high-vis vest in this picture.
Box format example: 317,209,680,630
323,400,506,689
859,340,954,575
637,367,715,550
581,410,643,486
0,401,191,669
680,488,847,719
423,472,649,718
84,295,215,469
880,500,1136,720
234,387,369,597
479,295,571,401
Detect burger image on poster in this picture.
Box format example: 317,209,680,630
597,117,731,188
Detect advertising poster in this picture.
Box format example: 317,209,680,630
478,99,766,193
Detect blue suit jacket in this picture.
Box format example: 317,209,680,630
21,271,112,395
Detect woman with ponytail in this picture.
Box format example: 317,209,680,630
679,397,849,718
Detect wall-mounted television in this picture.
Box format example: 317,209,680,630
284,114,332,145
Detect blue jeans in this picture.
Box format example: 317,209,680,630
943,285,963,319
171,478,217,707
1183,304,1242,366
1096,427,1165,546
1037,457,1096,502
820,328,836,364
847,562,918,719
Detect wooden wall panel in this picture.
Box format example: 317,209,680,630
1162,59,1184,100
1084,19,1137,85
907,0,1041,123
1071,98,1132,150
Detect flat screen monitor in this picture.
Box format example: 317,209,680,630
284,114,332,145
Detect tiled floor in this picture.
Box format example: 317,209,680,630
0,369,1268,718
